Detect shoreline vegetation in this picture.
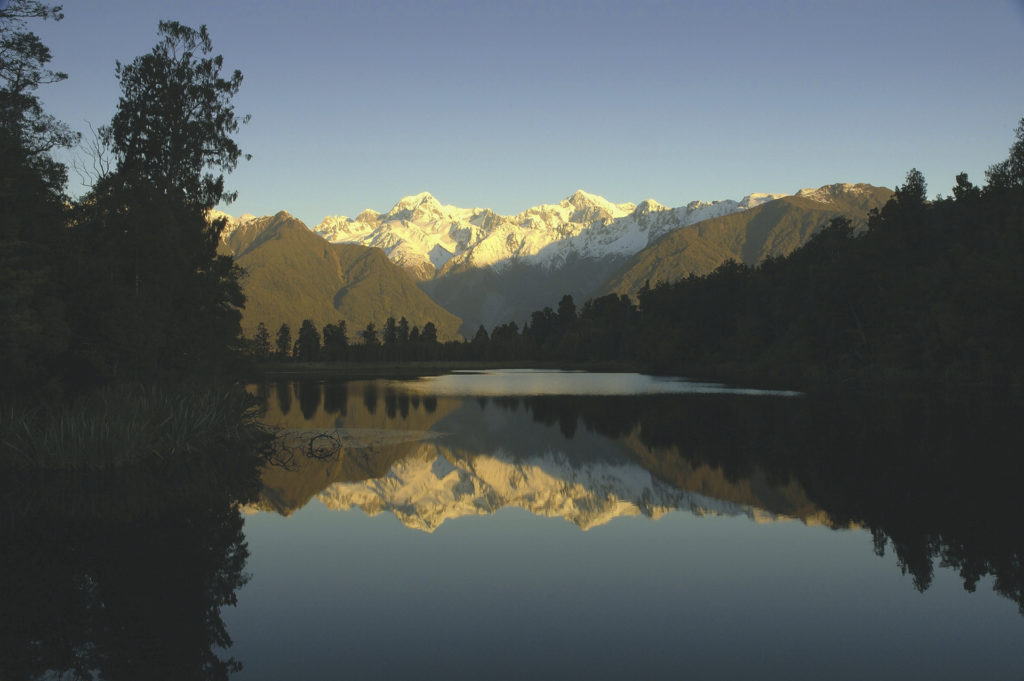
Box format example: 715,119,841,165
0,382,272,471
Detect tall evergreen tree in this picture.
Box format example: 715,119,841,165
275,323,291,359
252,322,271,360
382,317,398,345
360,322,379,347
295,319,320,362
322,320,348,361
72,21,248,380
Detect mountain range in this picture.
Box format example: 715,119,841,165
215,183,892,336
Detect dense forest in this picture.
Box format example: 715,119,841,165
265,122,1024,391
0,3,264,467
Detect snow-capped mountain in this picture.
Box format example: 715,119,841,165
207,208,257,240
310,189,787,279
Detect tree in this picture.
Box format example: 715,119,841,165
360,322,379,347
104,21,249,210
0,0,78,191
420,322,438,344
986,117,1024,192
0,1,76,395
952,172,981,203
322,320,348,361
295,319,320,362
895,168,927,206
557,294,577,325
275,323,291,359
70,21,250,380
252,322,271,360
397,317,410,344
382,316,398,345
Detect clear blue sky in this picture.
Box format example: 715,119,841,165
32,0,1024,226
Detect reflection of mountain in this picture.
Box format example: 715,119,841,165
250,380,461,515
252,377,1024,616
316,443,818,532
251,382,830,529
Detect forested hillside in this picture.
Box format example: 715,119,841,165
222,211,461,341
599,184,893,298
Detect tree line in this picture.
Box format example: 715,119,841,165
1,3,248,401
245,317,443,362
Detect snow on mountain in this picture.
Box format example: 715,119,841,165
313,442,787,532
308,188,792,279
794,183,876,203
207,208,258,239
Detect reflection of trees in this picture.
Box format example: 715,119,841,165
298,381,322,420
275,380,292,416
483,390,1024,614
362,384,377,414
0,444,264,680
323,382,348,417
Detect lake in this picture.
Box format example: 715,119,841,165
3,369,1022,680
228,370,1024,680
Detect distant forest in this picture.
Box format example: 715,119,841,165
256,122,1024,391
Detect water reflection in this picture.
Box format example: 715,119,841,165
253,376,1024,615
0,446,264,681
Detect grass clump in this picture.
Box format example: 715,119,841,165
0,381,269,471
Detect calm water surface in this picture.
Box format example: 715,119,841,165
226,371,1024,680
4,370,1022,680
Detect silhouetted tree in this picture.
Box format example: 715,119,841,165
252,322,271,360
360,322,379,347
295,319,320,362
322,320,348,361
0,1,76,396
557,294,577,325
275,323,291,359
382,316,398,345
70,21,249,380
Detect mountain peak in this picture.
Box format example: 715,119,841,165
394,191,439,208
634,198,667,216
566,189,606,207
738,192,788,209
794,183,875,203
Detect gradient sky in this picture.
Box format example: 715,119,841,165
31,0,1024,226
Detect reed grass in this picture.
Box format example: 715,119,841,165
0,381,270,470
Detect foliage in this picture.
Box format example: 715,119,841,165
251,321,271,360
0,1,75,397
64,21,248,384
103,21,248,211
295,319,320,361
275,323,291,359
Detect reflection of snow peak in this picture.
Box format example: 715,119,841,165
314,444,774,532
